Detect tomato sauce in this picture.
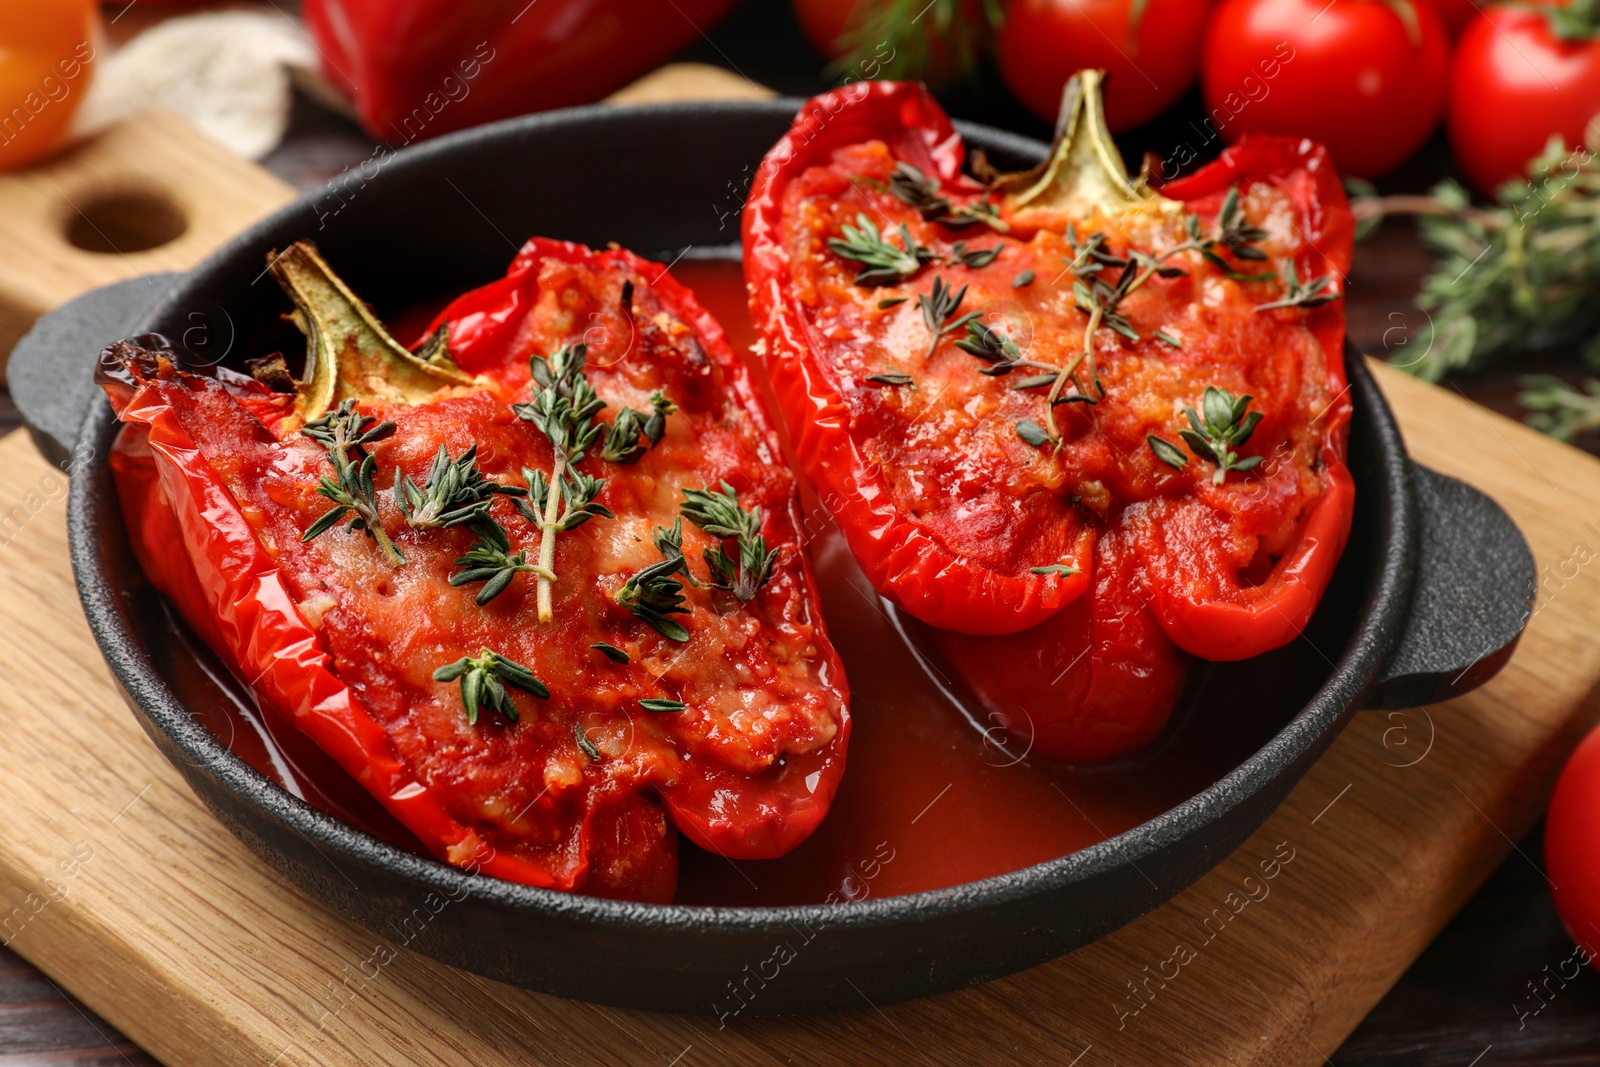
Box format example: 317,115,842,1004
152,254,1329,907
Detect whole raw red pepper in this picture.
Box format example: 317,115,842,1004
100,239,849,901
303,0,740,142
744,74,1353,760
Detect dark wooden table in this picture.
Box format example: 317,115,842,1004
5,1,1598,1062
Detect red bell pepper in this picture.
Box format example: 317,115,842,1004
744,73,1354,760
99,240,850,902
303,0,740,142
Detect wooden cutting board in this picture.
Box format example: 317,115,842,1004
0,366,1593,1067
1,74,1598,1067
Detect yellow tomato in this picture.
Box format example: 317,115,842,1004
0,0,99,170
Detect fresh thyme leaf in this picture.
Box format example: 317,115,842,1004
680,482,780,602
1072,268,1140,342
877,296,908,309
514,343,607,464
1147,434,1189,470
300,400,405,567
866,372,917,387
395,444,526,529
827,213,934,287
884,162,1009,231
1154,329,1183,347
512,343,616,623
917,276,981,359
1013,372,1058,390
1012,269,1035,288
1029,564,1082,577
1519,375,1600,441
432,648,549,725
1193,186,1274,268
885,162,948,216
573,722,601,760
616,522,693,642
600,391,676,464
1172,386,1265,483
1254,261,1341,312
590,642,631,664
448,514,545,605
949,241,1003,269
954,318,1027,376
639,698,687,713
1016,418,1054,448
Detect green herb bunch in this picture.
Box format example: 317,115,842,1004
1357,138,1600,390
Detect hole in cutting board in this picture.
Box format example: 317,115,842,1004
64,189,187,254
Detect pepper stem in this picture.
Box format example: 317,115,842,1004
266,241,478,423
992,69,1168,223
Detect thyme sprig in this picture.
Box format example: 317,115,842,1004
680,482,780,602
601,392,676,464
432,648,549,725
512,343,613,622
1043,190,1276,440
918,276,980,360
1519,375,1600,441
616,521,694,642
954,319,1052,377
1353,138,1600,389
449,515,547,605
1190,187,1275,280
395,444,526,529
1253,261,1340,312
827,213,934,287
885,162,1008,231
300,400,405,567
1148,386,1265,484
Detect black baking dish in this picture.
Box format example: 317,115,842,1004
23,99,1534,1014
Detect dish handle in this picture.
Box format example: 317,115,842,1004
1366,461,1536,710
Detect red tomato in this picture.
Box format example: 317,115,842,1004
791,0,992,85
1201,0,1451,178
1423,0,1482,35
0,0,97,171
1546,724,1600,959
996,0,1211,132
1447,1,1600,195
794,0,862,55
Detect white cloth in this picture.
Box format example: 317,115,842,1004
73,10,319,159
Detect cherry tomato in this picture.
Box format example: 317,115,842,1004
1201,0,1450,178
996,0,1211,132
1447,0,1600,195
790,0,992,86
794,0,862,56
1546,723,1600,959
0,0,98,171
1422,0,1483,35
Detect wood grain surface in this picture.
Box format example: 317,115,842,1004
0,358,1591,1066
0,108,295,378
